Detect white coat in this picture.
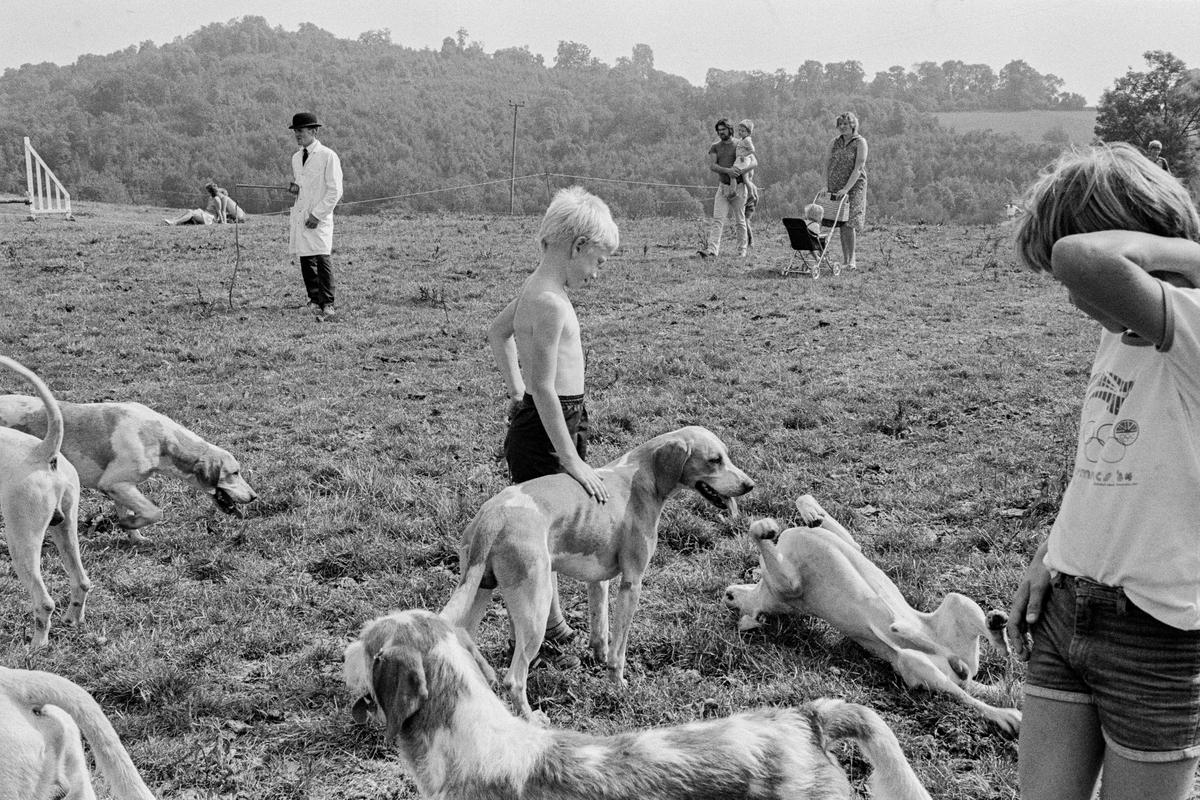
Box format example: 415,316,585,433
289,139,343,256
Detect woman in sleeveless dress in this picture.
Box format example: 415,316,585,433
826,111,868,269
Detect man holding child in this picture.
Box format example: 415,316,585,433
698,118,750,259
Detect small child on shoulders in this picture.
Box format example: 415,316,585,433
727,119,759,200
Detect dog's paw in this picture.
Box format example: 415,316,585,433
986,610,1009,630
748,518,781,541
794,494,828,527
986,706,1022,738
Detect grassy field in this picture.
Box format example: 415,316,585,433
1,203,1096,799
935,109,1098,145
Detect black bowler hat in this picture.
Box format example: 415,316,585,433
288,112,322,130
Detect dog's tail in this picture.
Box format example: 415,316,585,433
0,356,64,464
0,667,157,800
440,509,502,627
811,698,931,800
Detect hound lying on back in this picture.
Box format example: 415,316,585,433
724,494,1022,734
343,608,932,800
0,396,257,541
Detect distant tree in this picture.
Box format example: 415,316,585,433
554,41,594,69
357,29,391,47
1095,51,1200,179
870,66,915,103
794,60,825,93
824,61,864,94
631,43,654,78
996,60,1054,110
1057,92,1087,110
494,45,543,68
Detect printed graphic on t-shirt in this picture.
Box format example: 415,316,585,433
1085,371,1133,416
1077,370,1139,483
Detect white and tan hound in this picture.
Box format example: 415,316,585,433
344,608,931,800
0,395,257,542
724,494,1021,733
0,666,156,800
0,357,89,647
441,425,755,719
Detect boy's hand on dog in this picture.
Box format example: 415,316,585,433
564,458,608,503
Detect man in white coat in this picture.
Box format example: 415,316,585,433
288,112,344,322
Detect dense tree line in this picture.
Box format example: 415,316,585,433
1095,51,1200,182
0,17,1094,222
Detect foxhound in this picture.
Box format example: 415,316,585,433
724,495,1021,734
0,396,257,542
344,608,932,800
0,666,156,800
0,357,89,647
441,425,755,719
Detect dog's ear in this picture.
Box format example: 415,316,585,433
453,627,496,685
372,645,429,742
192,454,221,489
652,438,691,496
343,640,375,723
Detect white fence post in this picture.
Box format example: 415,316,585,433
24,137,73,220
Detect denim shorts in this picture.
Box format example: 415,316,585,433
1025,573,1200,761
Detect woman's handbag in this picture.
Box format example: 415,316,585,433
817,191,850,223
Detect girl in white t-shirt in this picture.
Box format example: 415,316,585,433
1010,142,1200,800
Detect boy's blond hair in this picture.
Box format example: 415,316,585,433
803,203,823,223
1015,142,1200,273
537,186,620,253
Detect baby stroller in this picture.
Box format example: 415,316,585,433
780,191,848,279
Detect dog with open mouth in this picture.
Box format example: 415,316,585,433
442,425,754,719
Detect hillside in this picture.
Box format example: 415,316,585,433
935,109,1098,145
0,17,1077,224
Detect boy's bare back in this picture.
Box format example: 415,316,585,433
513,276,585,397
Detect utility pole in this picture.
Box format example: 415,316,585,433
508,100,525,215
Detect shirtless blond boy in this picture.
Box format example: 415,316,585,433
487,185,620,667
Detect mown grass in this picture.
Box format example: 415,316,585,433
1,202,1094,799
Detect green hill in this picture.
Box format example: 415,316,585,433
1,17,1079,223
935,109,1098,145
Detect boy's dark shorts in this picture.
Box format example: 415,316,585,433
504,393,588,483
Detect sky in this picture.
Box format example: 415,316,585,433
2,0,1196,106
